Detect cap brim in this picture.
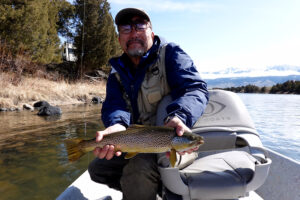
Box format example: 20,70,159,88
115,8,150,25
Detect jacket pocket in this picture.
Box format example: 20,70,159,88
147,90,162,104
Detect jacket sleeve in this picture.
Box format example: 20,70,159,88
101,72,131,128
165,43,209,128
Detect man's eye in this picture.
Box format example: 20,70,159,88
120,25,131,31
136,23,146,30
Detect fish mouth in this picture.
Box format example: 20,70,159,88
193,137,204,147
189,140,203,148
197,140,204,145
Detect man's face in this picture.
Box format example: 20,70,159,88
118,16,154,58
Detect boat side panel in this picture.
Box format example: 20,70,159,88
256,148,300,200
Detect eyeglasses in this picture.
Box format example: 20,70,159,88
118,22,149,34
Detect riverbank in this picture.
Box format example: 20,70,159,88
0,72,106,111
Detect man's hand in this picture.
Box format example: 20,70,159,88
93,123,126,160
164,116,199,155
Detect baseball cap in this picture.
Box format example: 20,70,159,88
115,8,150,25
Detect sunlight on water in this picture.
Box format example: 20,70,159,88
238,94,300,162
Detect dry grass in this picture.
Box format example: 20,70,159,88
0,72,106,109
0,41,107,109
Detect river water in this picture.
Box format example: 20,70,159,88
238,93,300,162
0,104,102,200
0,94,299,200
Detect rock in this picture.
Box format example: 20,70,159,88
23,104,34,111
44,115,61,121
33,101,50,108
9,108,16,111
91,96,103,104
37,105,62,116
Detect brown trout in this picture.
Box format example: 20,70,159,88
65,125,204,167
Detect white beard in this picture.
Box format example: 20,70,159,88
127,48,145,57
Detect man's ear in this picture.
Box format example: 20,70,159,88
151,32,154,40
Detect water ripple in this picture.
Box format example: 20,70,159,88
238,93,300,162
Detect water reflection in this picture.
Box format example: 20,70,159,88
0,104,103,200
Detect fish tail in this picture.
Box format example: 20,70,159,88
65,138,86,162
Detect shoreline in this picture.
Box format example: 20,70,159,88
0,73,106,112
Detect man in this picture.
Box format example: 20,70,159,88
88,8,209,200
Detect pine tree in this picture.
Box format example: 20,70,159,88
260,86,266,93
55,0,75,39
0,0,25,50
74,0,120,77
0,0,73,64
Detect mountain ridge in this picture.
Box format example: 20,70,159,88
202,65,300,79
204,75,300,89
201,65,300,88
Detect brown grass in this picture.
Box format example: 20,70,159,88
0,72,106,109
0,41,107,109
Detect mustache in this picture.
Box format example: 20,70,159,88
126,38,144,48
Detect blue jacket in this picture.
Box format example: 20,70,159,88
101,36,209,128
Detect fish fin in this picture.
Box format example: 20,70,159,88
125,152,138,159
65,138,86,162
129,124,145,128
170,149,177,167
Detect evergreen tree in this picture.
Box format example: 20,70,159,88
244,84,259,93
270,84,279,94
74,0,120,77
0,0,73,64
295,82,300,94
260,86,266,93
0,0,25,49
55,0,75,39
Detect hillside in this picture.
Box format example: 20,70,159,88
204,75,300,89
202,66,300,89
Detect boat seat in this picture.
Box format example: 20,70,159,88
156,90,272,200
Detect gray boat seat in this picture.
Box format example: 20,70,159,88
156,90,272,200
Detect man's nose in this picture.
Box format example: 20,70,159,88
129,28,139,36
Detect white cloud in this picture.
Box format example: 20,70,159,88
108,0,219,13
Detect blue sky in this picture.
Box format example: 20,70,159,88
108,0,300,74
68,0,300,75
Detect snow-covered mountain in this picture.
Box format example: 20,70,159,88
201,65,300,80
201,65,300,88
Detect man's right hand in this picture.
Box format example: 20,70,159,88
93,123,126,160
